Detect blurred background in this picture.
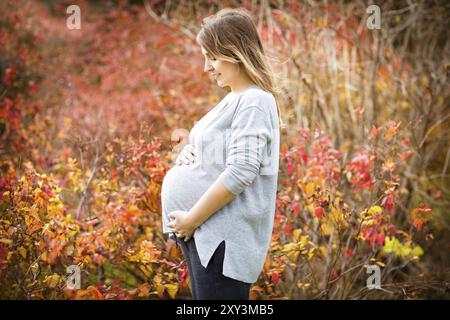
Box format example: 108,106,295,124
0,0,448,299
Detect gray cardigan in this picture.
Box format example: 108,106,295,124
161,84,280,284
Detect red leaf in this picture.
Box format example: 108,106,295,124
344,249,353,260
292,201,300,217
376,233,385,246
382,194,395,213
271,271,281,283
283,225,292,235
314,207,324,218
399,150,413,161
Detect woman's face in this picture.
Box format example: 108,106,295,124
201,46,239,89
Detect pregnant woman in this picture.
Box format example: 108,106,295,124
161,8,282,300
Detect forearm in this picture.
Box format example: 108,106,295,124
188,178,236,228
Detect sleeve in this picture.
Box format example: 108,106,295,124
217,105,271,195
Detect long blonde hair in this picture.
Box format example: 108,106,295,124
196,8,285,130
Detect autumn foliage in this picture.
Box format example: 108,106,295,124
0,0,448,299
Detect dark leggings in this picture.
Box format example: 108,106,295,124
176,236,252,300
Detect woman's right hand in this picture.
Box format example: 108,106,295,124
176,143,196,165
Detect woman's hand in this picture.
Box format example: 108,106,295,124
176,144,196,165
167,210,198,242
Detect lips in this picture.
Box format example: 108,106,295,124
212,73,221,80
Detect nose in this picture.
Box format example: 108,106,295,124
204,59,213,73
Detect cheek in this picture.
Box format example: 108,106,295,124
221,64,238,79
217,66,231,79
213,62,223,74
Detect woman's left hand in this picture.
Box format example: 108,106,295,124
167,210,197,242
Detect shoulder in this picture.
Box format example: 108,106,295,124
230,88,278,127
233,87,277,123
238,87,276,110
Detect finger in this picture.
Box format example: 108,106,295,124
178,153,188,165
185,153,194,161
187,146,196,157
186,153,195,162
177,150,189,165
185,144,193,152
181,148,195,163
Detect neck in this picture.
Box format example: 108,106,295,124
230,76,256,94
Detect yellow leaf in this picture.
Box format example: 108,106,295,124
293,229,302,242
307,248,316,260
44,274,60,288
283,242,298,252
18,246,27,258
0,239,12,245
288,251,300,263
400,246,411,257
368,206,382,215
320,222,331,236
300,235,309,247
305,182,315,196
319,246,327,257
411,246,424,257
165,283,178,299
376,261,385,267
65,244,74,256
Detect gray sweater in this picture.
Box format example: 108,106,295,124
161,84,280,284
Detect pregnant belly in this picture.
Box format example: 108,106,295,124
160,164,213,234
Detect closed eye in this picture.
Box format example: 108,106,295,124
204,53,216,61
